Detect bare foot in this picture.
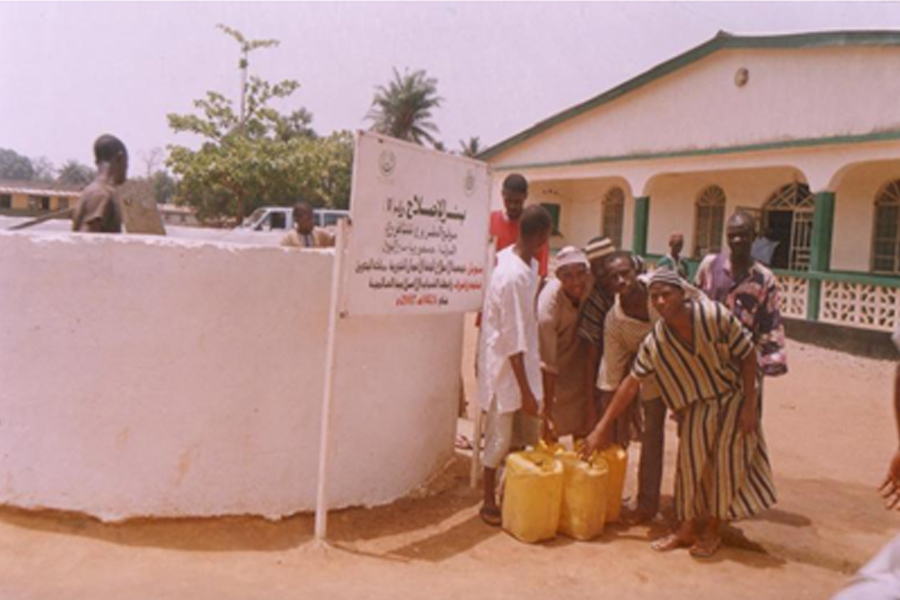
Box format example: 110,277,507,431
690,534,722,559
479,504,501,527
650,532,694,552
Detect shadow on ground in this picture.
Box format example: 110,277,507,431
0,455,893,573
0,453,489,559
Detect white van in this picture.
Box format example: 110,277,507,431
241,207,350,232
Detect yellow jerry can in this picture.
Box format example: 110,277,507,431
502,450,564,544
598,445,628,523
535,439,567,456
557,452,609,541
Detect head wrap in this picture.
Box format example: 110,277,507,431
555,246,589,273
584,236,615,261
648,268,685,289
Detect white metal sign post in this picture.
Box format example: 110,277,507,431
314,131,492,541
314,218,348,542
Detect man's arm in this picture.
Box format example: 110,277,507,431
537,285,559,438
757,276,789,376
510,352,539,417
880,363,900,510
584,344,600,429
541,369,557,441
582,374,641,457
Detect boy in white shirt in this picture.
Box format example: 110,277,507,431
478,205,553,526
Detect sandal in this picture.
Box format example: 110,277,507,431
689,535,722,559
479,505,502,527
455,434,473,450
650,533,694,552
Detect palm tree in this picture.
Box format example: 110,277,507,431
459,136,482,158
366,68,443,145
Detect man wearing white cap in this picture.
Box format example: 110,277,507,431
538,247,595,439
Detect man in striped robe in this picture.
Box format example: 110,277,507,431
582,269,776,558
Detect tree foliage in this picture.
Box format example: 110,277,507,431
166,25,352,224
0,148,35,180
151,170,177,204
57,160,96,187
366,68,443,146
459,136,482,158
31,156,56,182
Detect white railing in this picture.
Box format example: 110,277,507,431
775,274,809,320
820,280,900,332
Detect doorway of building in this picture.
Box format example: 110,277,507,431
762,183,814,271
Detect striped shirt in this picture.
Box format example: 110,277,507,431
577,284,614,355
632,298,754,412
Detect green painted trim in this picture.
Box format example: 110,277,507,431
632,196,650,256
479,30,900,161
491,130,900,173
810,192,836,273
807,279,822,321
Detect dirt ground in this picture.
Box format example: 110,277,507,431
1,321,898,599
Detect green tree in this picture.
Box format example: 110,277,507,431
151,170,177,204
57,160,96,186
166,25,350,224
459,136,482,158
366,68,443,146
0,148,34,180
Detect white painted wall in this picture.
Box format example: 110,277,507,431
644,167,803,257
0,232,461,522
832,161,900,272
491,46,900,167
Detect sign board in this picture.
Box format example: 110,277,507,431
343,131,491,316
120,193,167,236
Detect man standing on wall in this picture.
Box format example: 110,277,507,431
694,211,788,407
281,201,335,249
72,134,128,233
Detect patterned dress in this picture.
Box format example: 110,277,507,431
694,254,787,376
631,298,777,521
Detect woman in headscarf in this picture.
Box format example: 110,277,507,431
582,269,776,558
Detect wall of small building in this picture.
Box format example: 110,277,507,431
490,46,900,168
643,166,804,258
0,232,462,522
528,177,633,251
3,192,75,212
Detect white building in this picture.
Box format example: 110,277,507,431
481,30,900,341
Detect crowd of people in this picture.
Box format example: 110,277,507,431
69,133,899,575
477,172,788,559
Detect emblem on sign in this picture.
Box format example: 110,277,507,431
464,171,476,196
379,150,397,178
